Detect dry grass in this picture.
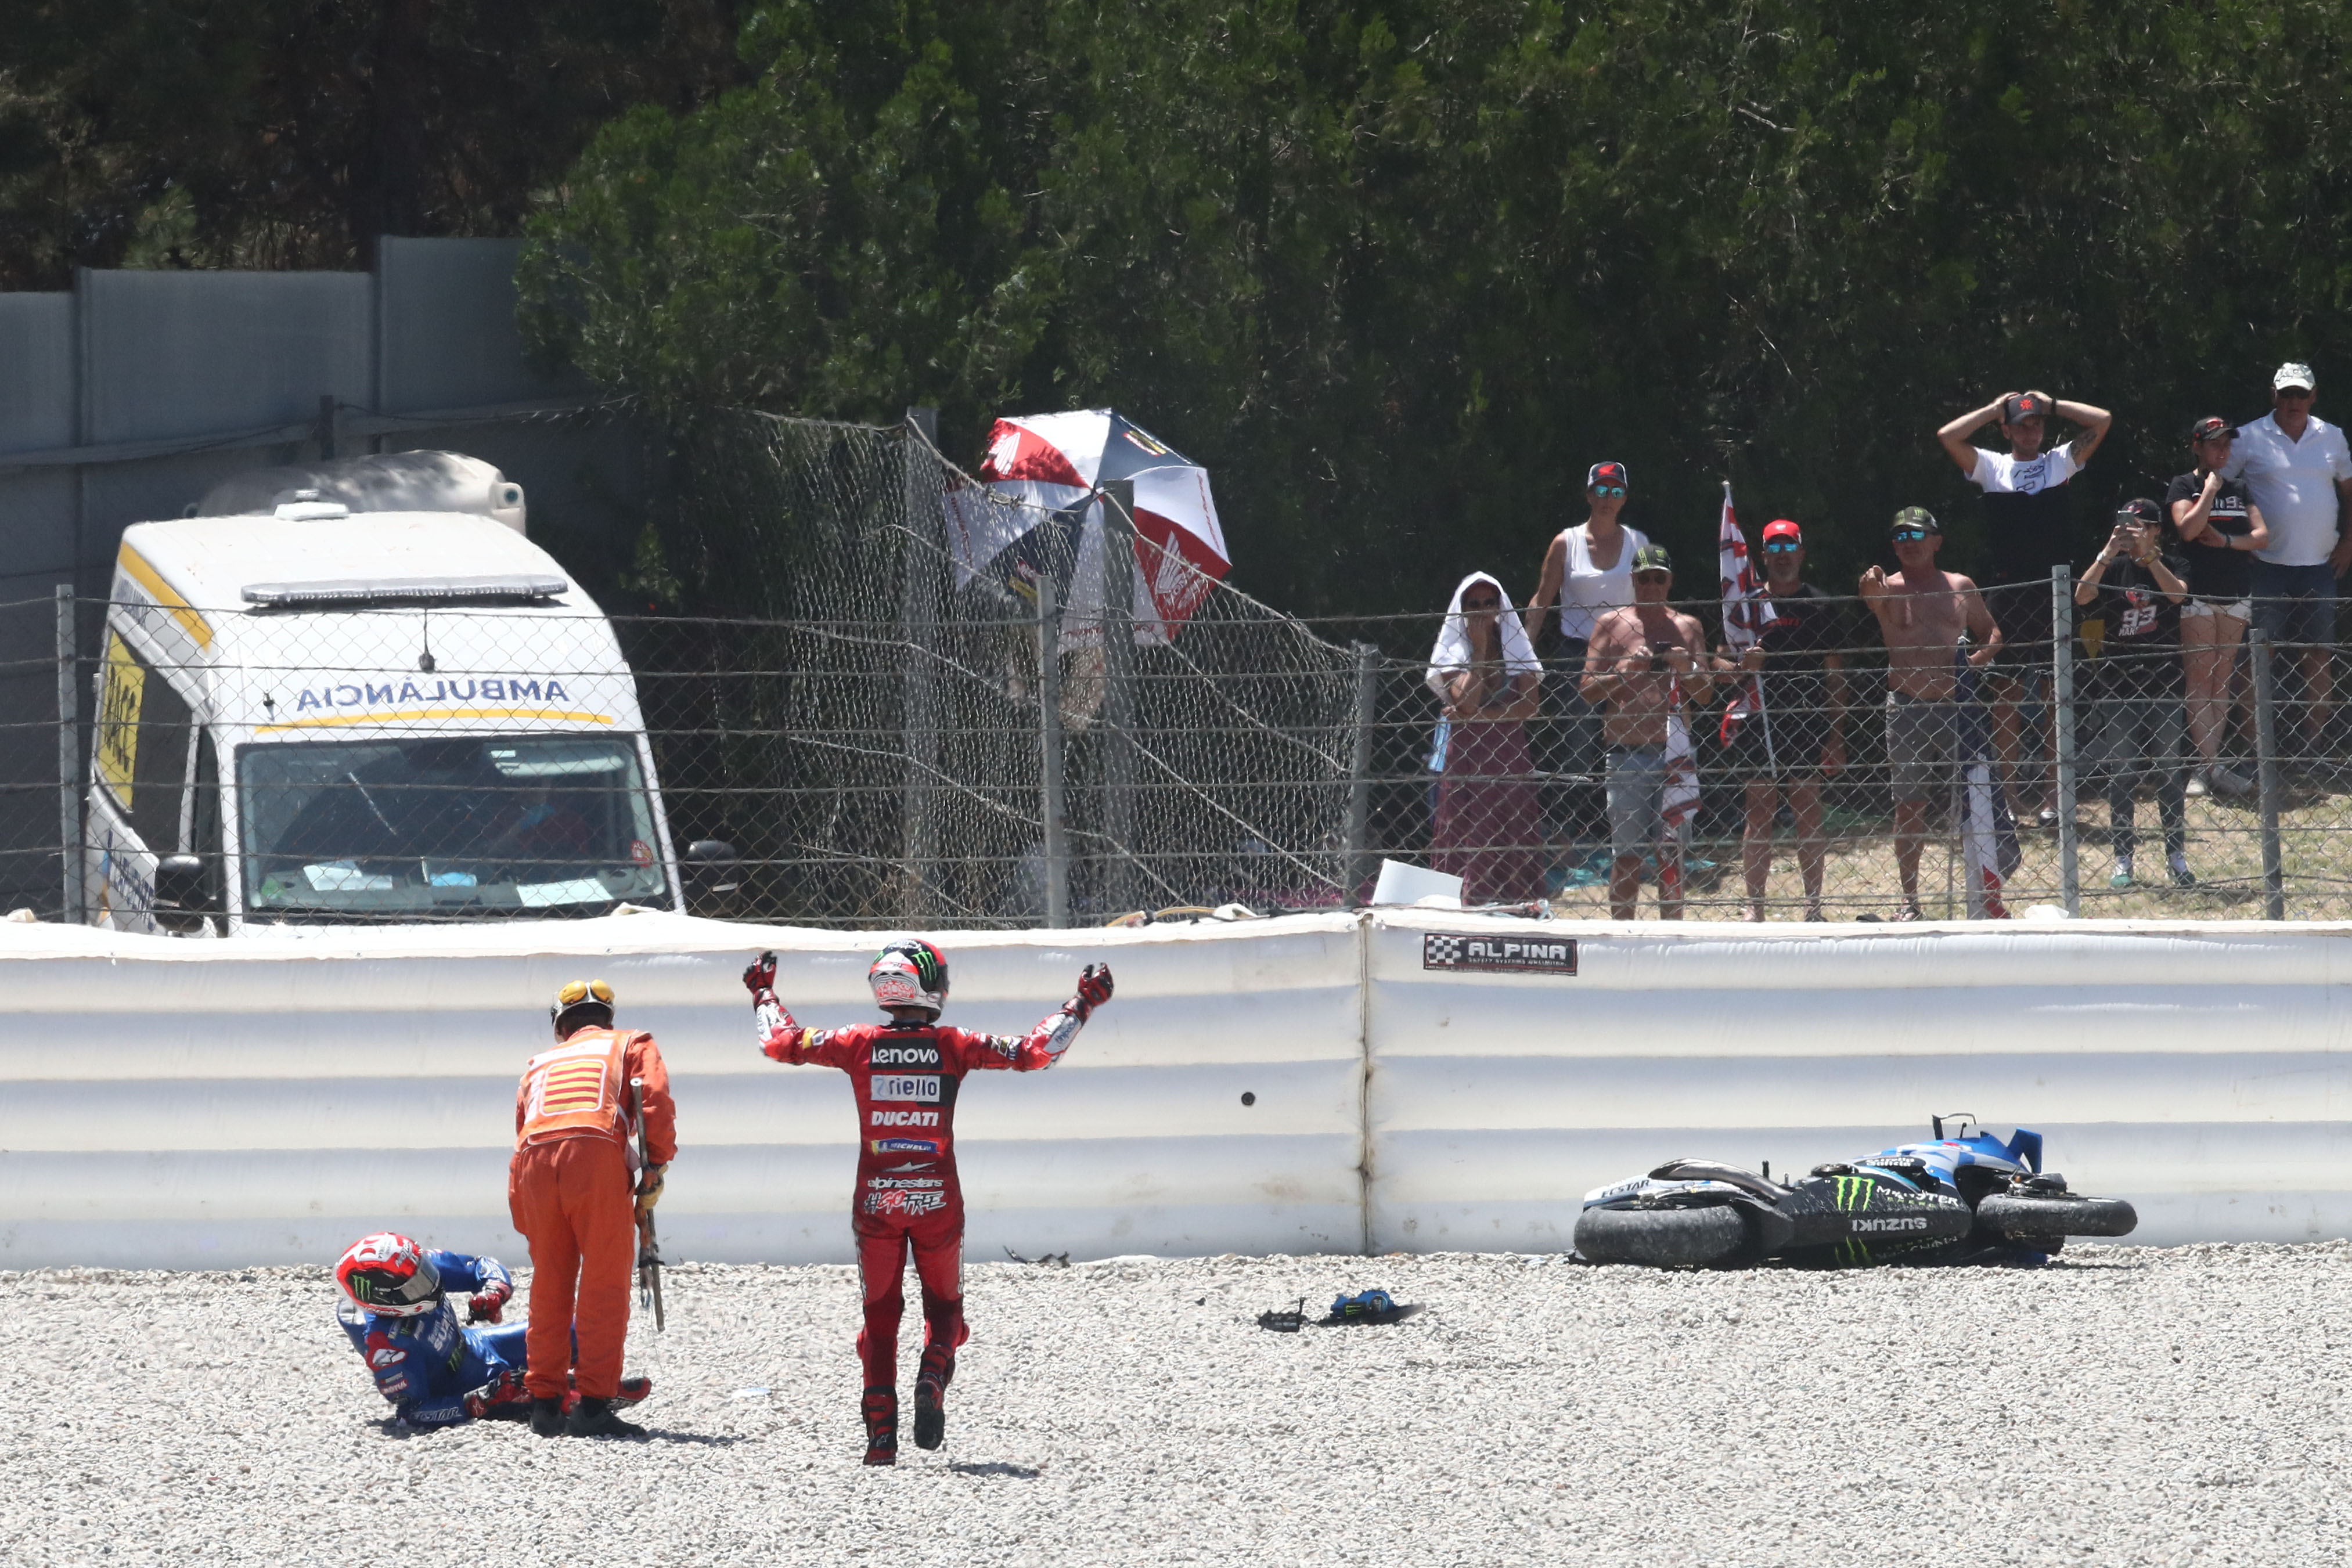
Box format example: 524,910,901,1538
1544,782,2352,921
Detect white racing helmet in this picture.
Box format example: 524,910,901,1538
869,938,949,1015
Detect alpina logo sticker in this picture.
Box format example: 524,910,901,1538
1421,933,1577,975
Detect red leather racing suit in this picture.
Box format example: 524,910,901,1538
752,995,1087,1392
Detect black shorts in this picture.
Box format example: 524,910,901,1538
1721,706,1836,784
1983,579,2055,671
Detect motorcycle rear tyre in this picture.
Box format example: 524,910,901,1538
1976,1193,2136,1238
1575,1203,1748,1267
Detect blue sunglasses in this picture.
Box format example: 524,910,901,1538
1591,484,1627,498
1761,539,1800,554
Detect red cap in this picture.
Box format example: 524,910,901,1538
1761,518,1802,546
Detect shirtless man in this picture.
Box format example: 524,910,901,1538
1580,543,1717,918
1860,507,2001,920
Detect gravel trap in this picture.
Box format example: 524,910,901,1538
4,1244,2348,1566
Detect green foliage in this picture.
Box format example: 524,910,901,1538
0,0,747,282
520,1,2352,614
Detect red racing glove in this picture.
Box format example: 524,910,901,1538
1071,963,1115,1022
466,1279,513,1325
464,1367,529,1419
743,950,779,996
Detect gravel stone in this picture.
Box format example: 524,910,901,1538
3,1243,2348,1565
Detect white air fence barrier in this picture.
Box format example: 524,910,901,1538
1,912,2345,1268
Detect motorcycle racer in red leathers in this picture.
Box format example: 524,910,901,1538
745,939,1112,1466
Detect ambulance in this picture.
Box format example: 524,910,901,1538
84,457,714,933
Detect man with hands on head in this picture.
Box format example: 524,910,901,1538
1580,543,1717,921
1938,389,2113,824
1860,509,2001,921
745,941,1114,1466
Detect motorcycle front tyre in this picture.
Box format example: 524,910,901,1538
1574,1203,1749,1267
1975,1192,2137,1238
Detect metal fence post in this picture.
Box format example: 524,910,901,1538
56,585,84,924
1037,575,1069,928
2252,629,2286,919
1342,641,1379,904
899,406,942,922
1098,479,1139,915
2051,567,2079,915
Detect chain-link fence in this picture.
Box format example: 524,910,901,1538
8,410,2352,928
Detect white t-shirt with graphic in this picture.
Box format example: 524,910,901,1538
1969,446,2081,496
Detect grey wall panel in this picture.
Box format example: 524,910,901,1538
0,469,77,578
377,237,585,412
77,446,310,567
80,270,372,445
0,293,73,452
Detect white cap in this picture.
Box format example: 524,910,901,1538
2274,361,2317,392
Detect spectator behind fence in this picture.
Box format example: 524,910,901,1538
1936,388,2113,826
1582,544,1716,920
2074,499,2196,891
1721,519,1849,922
1860,508,2002,922
2226,362,2352,767
1524,462,1648,789
2166,417,2267,802
1427,572,1546,903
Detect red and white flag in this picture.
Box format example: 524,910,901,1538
1716,481,1777,759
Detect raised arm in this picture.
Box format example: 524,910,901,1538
956,965,1115,1072
2172,472,2224,544
1937,395,2008,475
744,951,855,1068
2056,395,2113,465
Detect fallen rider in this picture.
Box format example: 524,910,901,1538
333,1231,650,1428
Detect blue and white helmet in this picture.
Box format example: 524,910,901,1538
869,938,949,1015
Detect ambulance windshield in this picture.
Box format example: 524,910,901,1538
238,734,669,920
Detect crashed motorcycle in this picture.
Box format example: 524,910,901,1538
1573,1115,2138,1269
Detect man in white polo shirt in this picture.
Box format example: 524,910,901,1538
2230,362,2352,761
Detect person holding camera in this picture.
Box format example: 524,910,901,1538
2074,499,2195,890
1580,543,1716,919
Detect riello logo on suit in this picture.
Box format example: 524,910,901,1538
870,1109,942,1127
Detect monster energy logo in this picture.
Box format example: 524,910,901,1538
1834,1237,1874,1266
349,1278,376,1300
1833,1174,1876,1210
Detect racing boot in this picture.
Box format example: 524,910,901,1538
912,1342,955,1451
861,1386,899,1466
563,1396,648,1439
573,1372,655,1408
530,1396,567,1437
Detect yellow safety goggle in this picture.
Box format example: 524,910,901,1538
556,978,615,1008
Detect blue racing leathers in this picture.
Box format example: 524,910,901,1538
334,1250,525,1426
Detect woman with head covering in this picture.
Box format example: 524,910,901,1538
1427,572,1547,903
